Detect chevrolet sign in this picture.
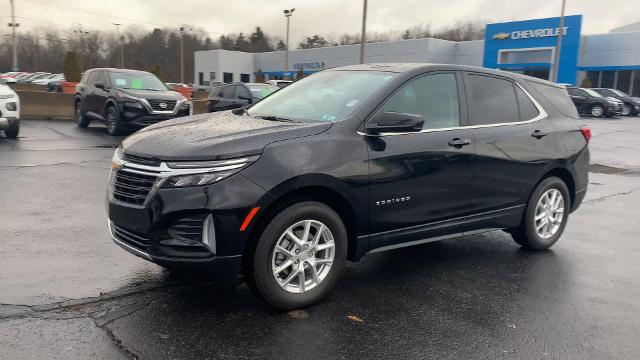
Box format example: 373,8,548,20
493,26,569,40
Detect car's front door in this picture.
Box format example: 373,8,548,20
366,72,475,250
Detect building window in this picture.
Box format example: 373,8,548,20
616,70,632,94
198,72,204,85
586,71,599,87
210,72,216,81
601,71,615,88
633,71,640,97
223,72,233,83
240,73,250,83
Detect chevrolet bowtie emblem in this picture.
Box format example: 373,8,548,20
493,32,510,40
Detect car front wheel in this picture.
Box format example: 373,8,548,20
249,201,347,309
590,104,604,117
75,101,90,128
510,176,570,250
106,106,125,136
622,103,632,116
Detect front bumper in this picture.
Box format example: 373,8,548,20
0,116,19,130
107,171,271,276
119,107,190,128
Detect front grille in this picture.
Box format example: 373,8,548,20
111,223,149,251
122,153,161,167
147,99,177,112
113,170,156,206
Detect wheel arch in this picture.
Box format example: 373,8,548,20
242,175,363,265
533,166,576,209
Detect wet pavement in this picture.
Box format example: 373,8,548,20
1,118,640,359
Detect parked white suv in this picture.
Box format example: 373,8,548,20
0,78,20,138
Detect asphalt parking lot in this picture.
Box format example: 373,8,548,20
1,117,640,359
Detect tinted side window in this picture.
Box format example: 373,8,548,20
528,82,579,119
515,85,539,121
236,85,251,99
222,86,236,98
466,74,519,125
95,71,108,86
383,73,460,129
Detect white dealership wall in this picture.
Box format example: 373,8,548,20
194,27,640,94
194,37,484,84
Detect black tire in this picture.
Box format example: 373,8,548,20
106,105,125,136
5,127,19,139
248,201,347,309
75,100,90,128
590,104,605,117
622,103,632,117
511,176,570,250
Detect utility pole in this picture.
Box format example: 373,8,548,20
112,23,124,68
179,27,185,83
551,0,566,83
8,0,19,70
359,0,368,64
283,8,295,80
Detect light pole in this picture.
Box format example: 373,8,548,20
283,8,295,79
8,0,19,70
74,26,89,71
551,0,566,83
359,0,368,64
179,27,185,84
112,23,124,68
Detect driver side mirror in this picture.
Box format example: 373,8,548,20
94,82,106,90
365,112,424,135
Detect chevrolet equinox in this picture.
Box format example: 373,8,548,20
107,64,590,309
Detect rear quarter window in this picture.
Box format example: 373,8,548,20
528,81,579,119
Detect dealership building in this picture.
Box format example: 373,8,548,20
194,15,640,96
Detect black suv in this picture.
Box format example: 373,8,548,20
108,64,590,309
566,86,623,117
207,83,277,112
74,68,190,135
592,88,640,116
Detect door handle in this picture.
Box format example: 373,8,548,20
532,130,548,139
448,138,472,148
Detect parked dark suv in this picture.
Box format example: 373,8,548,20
74,68,190,135
591,88,640,116
207,83,278,112
566,86,623,117
108,64,590,309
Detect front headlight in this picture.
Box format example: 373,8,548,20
5,102,17,111
163,155,260,188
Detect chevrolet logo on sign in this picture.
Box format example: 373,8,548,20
492,32,510,40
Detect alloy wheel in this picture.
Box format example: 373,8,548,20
591,105,604,117
271,219,335,294
622,104,631,116
534,189,565,239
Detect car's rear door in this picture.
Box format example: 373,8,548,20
366,71,475,250
463,72,548,229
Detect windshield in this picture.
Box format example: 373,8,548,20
109,71,168,91
248,71,397,122
609,89,627,97
247,84,278,99
583,88,602,97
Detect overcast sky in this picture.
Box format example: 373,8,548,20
2,0,638,43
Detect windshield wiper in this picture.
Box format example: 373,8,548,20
254,115,300,123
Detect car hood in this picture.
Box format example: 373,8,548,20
0,84,17,97
122,111,332,161
117,88,184,100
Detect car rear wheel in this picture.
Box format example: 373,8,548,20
106,106,125,136
248,201,347,309
511,176,570,250
75,101,90,128
590,104,604,117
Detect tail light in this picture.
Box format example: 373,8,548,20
581,126,591,142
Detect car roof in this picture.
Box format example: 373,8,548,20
330,63,563,88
